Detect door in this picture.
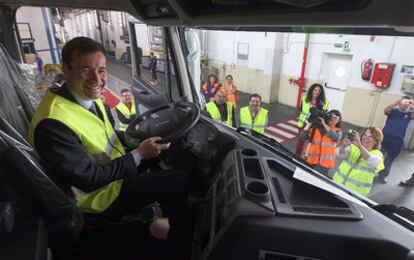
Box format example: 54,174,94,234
320,53,352,111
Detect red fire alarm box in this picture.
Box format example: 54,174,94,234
371,63,395,89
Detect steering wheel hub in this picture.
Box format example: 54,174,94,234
125,101,200,147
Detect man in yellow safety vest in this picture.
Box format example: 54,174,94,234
205,89,236,127
115,88,136,131
239,93,268,134
28,37,193,251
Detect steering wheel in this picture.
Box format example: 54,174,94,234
124,101,200,147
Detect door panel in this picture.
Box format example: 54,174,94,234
320,53,352,111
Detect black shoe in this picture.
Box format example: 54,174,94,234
399,179,414,187
379,177,387,184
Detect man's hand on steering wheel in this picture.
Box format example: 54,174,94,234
137,137,171,159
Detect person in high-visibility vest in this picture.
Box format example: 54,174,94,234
239,93,268,134
333,127,384,196
295,83,329,156
28,37,193,244
221,74,238,109
115,88,136,131
205,89,236,127
300,110,342,176
201,74,221,102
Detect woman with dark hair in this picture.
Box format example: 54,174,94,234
333,127,385,196
295,83,329,156
202,74,221,102
300,110,342,176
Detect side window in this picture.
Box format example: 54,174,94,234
131,24,181,101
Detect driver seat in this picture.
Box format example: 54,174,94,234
0,125,83,249
0,116,165,259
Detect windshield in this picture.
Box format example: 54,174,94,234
183,28,414,211
12,5,414,215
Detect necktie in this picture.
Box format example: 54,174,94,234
89,102,98,116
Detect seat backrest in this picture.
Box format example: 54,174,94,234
0,128,83,249
0,44,41,138
0,115,31,149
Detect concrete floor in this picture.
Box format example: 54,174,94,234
107,59,180,99
107,59,414,210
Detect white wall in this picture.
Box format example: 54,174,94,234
206,31,278,72
16,7,59,64
281,33,414,96
134,24,151,54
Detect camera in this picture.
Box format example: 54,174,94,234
308,107,331,123
347,129,355,141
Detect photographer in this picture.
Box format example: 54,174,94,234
377,96,414,183
300,110,342,176
333,127,385,196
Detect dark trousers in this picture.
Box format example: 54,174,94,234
314,164,331,177
379,135,404,179
102,169,193,257
295,126,305,156
151,69,157,80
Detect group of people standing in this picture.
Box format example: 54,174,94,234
203,76,414,197
296,83,414,196
202,74,268,134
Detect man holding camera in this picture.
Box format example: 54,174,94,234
377,96,414,184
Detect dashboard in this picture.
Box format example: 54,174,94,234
175,119,414,260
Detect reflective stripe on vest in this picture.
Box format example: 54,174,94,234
202,83,220,98
297,96,329,128
116,100,136,131
239,106,268,134
222,83,237,108
29,92,126,213
206,101,233,127
303,127,339,169
333,144,384,196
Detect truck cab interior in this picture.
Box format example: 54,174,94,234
1,0,414,259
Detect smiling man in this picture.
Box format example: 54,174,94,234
205,89,236,127
28,37,193,254
115,88,136,131
239,93,268,134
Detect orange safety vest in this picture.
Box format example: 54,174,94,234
303,127,340,169
221,83,238,109
202,82,220,100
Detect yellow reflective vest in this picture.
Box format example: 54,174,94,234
239,106,268,134
333,144,384,196
115,100,136,131
29,92,125,213
206,101,234,127
297,96,329,128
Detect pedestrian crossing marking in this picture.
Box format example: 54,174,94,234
266,126,296,139
288,120,298,125
263,132,284,143
278,123,299,133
